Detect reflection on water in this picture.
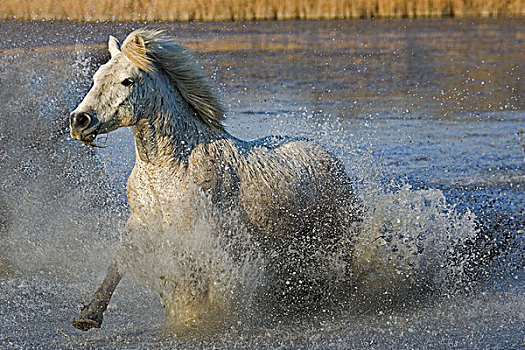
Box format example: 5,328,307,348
0,19,523,348
2,19,524,118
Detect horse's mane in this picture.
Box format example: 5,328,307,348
121,29,225,131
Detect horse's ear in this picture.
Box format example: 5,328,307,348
108,35,121,58
130,34,146,52
121,32,151,71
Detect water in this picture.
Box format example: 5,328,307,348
0,19,523,348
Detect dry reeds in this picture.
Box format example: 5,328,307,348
1,0,524,21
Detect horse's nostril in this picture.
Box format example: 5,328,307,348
70,112,92,130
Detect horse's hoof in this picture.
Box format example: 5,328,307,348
72,316,102,331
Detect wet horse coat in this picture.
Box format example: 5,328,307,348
70,29,360,330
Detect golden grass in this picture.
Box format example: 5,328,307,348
1,0,524,21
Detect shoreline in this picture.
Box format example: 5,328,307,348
1,0,524,22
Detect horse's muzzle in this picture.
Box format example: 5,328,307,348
70,111,96,142
70,111,91,131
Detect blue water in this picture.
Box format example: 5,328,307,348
0,18,523,349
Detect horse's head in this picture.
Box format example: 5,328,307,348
70,34,146,146
71,29,225,147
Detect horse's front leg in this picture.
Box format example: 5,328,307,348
72,261,124,331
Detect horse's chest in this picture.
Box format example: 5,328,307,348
127,167,185,219
126,163,238,225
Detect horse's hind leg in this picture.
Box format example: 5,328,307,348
72,262,123,331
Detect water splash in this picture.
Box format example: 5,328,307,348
352,181,479,304
0,48,122,278
117,191,264,334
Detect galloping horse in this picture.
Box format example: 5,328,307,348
70,29,360,331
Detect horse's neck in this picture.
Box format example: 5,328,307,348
131,101,226,167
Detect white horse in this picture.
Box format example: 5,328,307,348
70,29,361,331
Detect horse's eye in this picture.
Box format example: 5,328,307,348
121,78,134,87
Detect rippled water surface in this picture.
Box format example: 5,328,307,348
0,19,523,349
